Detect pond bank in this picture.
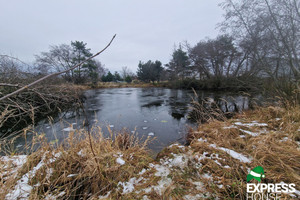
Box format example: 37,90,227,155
1,106,299,199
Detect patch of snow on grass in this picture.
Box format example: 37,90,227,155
46,168,53,180
143,178,172,195
195,152,209,162
138,168,147,175
214,160,223,167
48,152,61,163
150,164,170,177
116,157,125,165
234,121,268,127
168,154,188,169
1,155,27,178
67,174,78,178
168,143,185,149
98,191,111,199
142,195,150,200
77,150,85,157
1,155,27,169
280,137,290,142
223,125,238,129
5,154,47,199
191,180,205,191
118,177,143,194
239,129,259,137
197,138,207,142
201,173,213,181
209,144,252,163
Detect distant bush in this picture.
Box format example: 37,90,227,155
125,76,132,83
163,77,261,91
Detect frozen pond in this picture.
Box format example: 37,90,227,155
8,88,260,153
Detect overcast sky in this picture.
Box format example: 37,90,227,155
0,0,224,73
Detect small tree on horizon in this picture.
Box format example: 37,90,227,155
166,45,190,80
137,60,164,83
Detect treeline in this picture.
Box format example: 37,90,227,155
101,69,133,83
136,0,299,96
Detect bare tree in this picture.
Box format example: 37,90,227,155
35,44,74,79
188,35,251,79
120,66,132,80
220,0,300,80
95,60,107,79
0,34,116,102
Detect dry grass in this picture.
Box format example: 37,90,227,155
0,127,154,199
183,105,300,199
1,105,299,199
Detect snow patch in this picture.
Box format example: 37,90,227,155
239,129,260,137
168,143,185,149
223,125,238,129
116,157,125,165
77,150,85,157
138,168,147,175
197,138,207,142
5,154,47,199
150,164,170,177
118,177,143,194
201,173,213,180
169,154,188,169
98,191,111,199
1,155,27,169
234,121,268,127
191,180,205,191
143,177,172,195
209,144,252,163
67,174,78,178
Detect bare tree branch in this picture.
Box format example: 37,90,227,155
0,34,116,102
0,83,20,87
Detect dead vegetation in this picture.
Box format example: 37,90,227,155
0,82,83,139
183,105,300,199
1,105,299,199
0,126,153,199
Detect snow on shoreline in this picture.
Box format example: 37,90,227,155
3,152,61,200
209,144,252,163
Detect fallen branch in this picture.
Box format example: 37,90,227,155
0,34,116,102
0,83,20,87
